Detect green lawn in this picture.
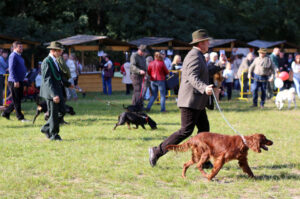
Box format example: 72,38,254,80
1,91,299,198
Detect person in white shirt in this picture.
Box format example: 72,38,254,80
63,53,78,100
121,59,132,95
292,55,300,98
223,62,234,100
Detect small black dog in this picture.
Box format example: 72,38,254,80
32,100,76,124
123,104,144,113
113,112,157,130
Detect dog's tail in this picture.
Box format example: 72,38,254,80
32,106,42,124
166,141,192,152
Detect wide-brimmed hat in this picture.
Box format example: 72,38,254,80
138,44,147,52
190,29,212,45
47,41,64,50
258,48,267,54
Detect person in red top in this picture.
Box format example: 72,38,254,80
146,52,169,112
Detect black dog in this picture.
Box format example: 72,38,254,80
32,100,76,124
113,112,157,130
123,104,144,113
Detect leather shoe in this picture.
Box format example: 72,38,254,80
1,112,10,120
41,129,51,139
149,147,158,167
50,134,62,141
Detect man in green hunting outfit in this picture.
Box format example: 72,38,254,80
40,42,70,141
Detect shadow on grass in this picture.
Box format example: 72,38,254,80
63,135,167,142
237,173,300,181
252,163,300,170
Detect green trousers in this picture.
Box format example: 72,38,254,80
41,99,65,136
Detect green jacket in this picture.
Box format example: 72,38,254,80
40,56,65,100
56,56,71,80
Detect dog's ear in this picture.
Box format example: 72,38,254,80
247,134,261,153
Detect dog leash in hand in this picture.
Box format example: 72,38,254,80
212,91,248,146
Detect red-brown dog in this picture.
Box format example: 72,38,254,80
166,132,273,181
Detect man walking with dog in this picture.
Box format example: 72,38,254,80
248,48,275,108
149,29,214,167
40,42,69,141
130,44,147,107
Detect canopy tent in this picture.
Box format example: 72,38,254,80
209,39,253,52
129,37,191,51
45,34,135,52
0,34,40,49
45,34,136,69
0,34,40,68
247,40,299,53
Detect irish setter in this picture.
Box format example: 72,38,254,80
166,132,273,181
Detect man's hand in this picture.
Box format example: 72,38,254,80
248,74,251,79
53,96,60,104
139,70,145,75
14,82,20,88
205,84,214,96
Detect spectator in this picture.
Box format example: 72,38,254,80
160,50,172,70
72,54,84,94
248,48,275,108
146,52,169,112
171,55,182,70
268,47,280,98
63,53,78,100
143,56,153,100
204,53,210,64
34,61,43,91
207,52,225,104
237,53,254,97
171,55,183,98
0,49,9,105
102,56,114,95
130,45,147,106
2,41,29,121
121,59,132,95
291,55,300,98
232,54,243,90
223,62,234,100
286,54,294,68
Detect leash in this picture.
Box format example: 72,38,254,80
211,91,248,146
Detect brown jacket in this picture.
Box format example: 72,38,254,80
177,47,209,110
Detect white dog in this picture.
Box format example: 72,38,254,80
275,87,297,110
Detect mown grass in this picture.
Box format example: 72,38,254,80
0,91,299,198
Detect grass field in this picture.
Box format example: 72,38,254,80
0,91,300,198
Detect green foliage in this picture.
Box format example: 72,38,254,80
0,0,299,44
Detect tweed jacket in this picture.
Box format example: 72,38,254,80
177,47,209,110
248,56,275,78
40,56,65,100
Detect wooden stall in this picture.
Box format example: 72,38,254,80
46,35,136,92
209,39,253,52
129,37,191,51
0,34,40,68
247,40,300,53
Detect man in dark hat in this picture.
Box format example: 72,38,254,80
130,44,147,107
149,29,214,167
1,41,29,122
248,48,275,108
40,41,69,140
